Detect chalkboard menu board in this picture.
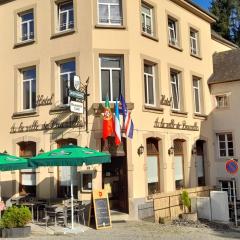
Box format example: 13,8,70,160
93,189,112,230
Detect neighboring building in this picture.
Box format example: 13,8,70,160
0,0,236,219
208,49,240,200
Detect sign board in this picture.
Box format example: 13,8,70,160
70,101,84,114
93,189,112,230
226,159,238,175
69,89,85,100
74,75,80,91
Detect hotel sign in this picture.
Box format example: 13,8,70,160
154,118,199,131
10,115,85,134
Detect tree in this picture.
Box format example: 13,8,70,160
210,0,240,46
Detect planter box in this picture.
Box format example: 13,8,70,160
1,226,31,238
181,212,198,222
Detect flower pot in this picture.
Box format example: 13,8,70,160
181,212,198,222
1,226,31,238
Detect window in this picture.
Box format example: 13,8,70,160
193,77,201,114
216,95,229,108
219,180,236,202
174,139,184,190
168,18,178,46
22,67,36,110
81,172,93,192
141,3,153,35
58,1,74,32
190,28,199,56
217,133,234,157
144,63,155,105
100,56,124,102
19,10,34,42
146,138,160,195
196,140,205,186
170,71,180,111
18,141,36,197
98,0,122,25
59,60,75,105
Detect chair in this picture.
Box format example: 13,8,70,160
44,206,65,227
74,204,86,225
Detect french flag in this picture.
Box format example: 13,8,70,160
114,99,121,145
120,94,134,139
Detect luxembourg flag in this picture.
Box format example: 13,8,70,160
120,94,134,139
114,99,121,145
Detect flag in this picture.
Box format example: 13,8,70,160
114,99,121,145
102,97,114,140
120,94,134,139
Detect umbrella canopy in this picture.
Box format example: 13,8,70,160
28,145,111,168
0,153,29,171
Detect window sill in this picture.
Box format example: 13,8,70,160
217,157,236,162
193,113,207,120
13,39,35,49
168,43,183,52
170,110,188,117
12,110,38,119
92,102,134,115
190,53,202,60
95,24,126,30
215,106,230,111
49,105,70,114
50,29,75,39
141,32,159,42
143,105,164,113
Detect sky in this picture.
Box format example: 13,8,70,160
192,0,211,10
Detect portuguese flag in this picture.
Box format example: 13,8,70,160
102,98,114,140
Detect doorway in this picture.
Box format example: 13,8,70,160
102,156,128,213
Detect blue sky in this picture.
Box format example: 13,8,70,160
192,0,211,10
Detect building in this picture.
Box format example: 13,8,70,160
0,0,236,219
208,49,240,200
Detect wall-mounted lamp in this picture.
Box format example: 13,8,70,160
137,144,144,156
192,147,197,155
39,148,44,154
168,146,174,155
3,150,7,154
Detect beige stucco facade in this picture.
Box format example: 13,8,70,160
0,0,236,219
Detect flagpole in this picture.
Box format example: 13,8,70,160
70,167,74,229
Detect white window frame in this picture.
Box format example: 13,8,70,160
59,60,75,105
19,11,34,42
144,64,156,106
141,3,153,36
217,133,234,158
98,0,122,25
170,71,180,111
168,18,178,46
58,1,74,32
21,68,36,111
99,56,123,102
193,77,201,114
190,29,199,56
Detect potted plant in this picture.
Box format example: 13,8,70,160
0,206,32,238
180,190,197,222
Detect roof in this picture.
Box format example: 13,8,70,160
211,30,239,49
208,49,240,85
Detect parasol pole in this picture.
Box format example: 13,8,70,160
70,167,74,229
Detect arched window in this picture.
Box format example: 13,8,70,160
146,138,160,195
18,141,36,197
56,138,78,198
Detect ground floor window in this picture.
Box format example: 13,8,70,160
81,172,93,192
219,179,236,202
196,140,205,186
146,138,160,195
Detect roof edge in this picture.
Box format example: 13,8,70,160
170,0,216,23
211,31,239,49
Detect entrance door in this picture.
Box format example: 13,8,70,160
102,157,128,213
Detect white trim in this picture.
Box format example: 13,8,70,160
58,1,74,32
193,77,201,113
19,11,34,42
217,133,234,158
168,18,178,45
144,64,156,106
170,71,180,111
141,3,153,36
80,171,93,193
190,29,199,55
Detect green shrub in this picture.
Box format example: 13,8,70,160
0,206,32,228
181,190,191,212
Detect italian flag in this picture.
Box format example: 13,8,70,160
102,98,114,140
114,99,121,145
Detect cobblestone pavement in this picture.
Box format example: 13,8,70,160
15,220,240,240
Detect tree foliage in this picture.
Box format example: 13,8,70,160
210,0,240,46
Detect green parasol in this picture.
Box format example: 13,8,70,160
0,153,29,171
28,145,111,229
